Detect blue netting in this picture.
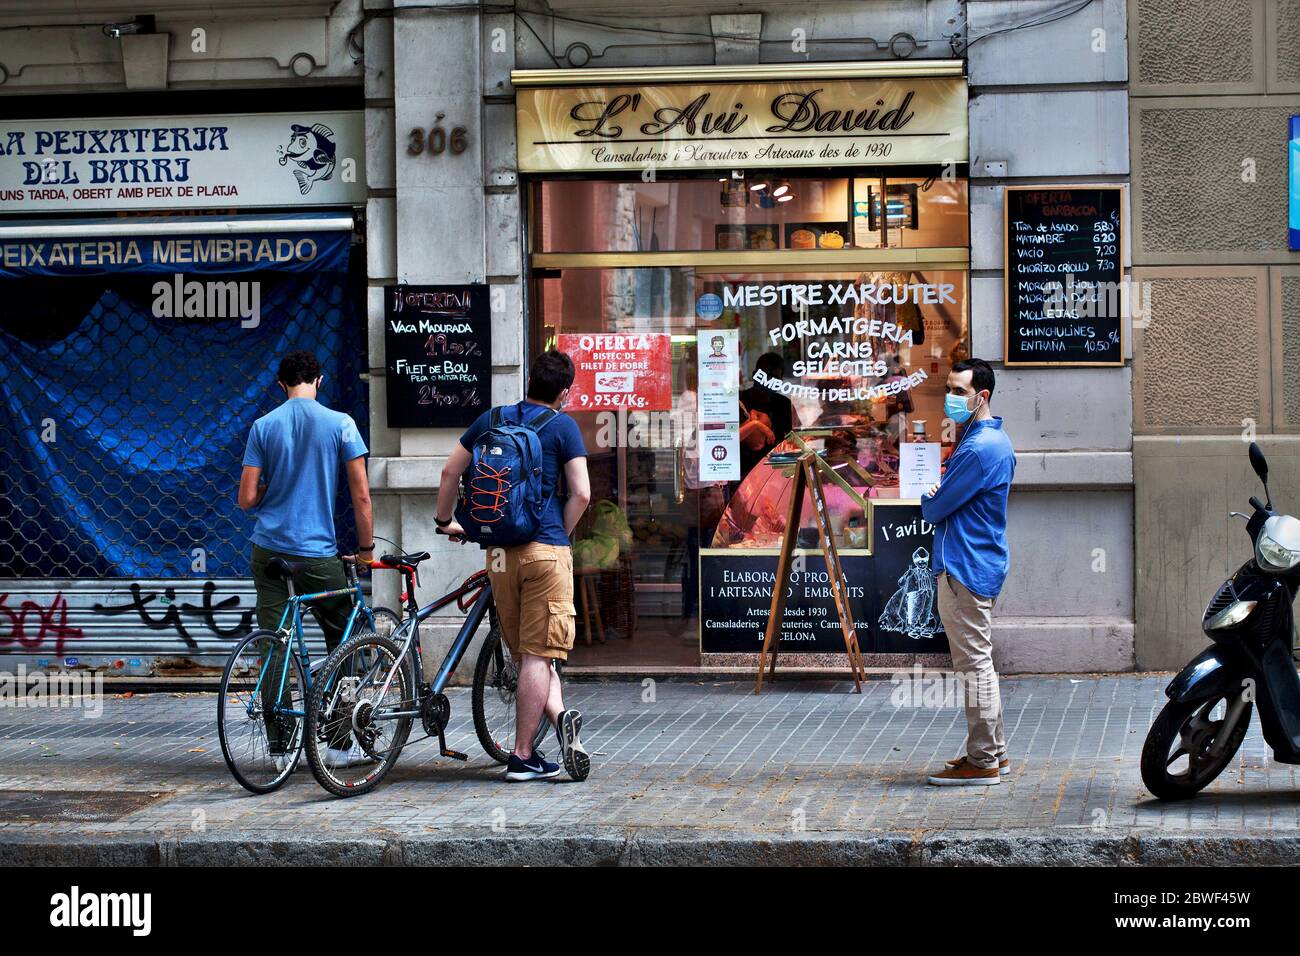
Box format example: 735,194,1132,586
0,271,367,578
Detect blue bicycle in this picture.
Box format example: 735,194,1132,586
217,556,400,794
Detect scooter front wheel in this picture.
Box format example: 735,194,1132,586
1141,693,1251,800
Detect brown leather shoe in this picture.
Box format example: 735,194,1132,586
928,759,1001,786
946,754,1010,776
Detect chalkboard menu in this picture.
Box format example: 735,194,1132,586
699,503,948,655
384,284,491,428
1003,186,1125,367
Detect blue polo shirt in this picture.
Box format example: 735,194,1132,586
920,416,1016,598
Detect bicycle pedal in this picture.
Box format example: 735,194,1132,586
441,748,469,761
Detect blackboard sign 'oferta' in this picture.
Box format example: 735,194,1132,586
1003,186,1125,367
384,284,491,428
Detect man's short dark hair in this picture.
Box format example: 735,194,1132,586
278,350,322,387
952,358,995,398
526,349,576,403
755,351,785,378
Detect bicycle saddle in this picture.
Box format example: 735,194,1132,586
264,557,310,581
379,551,431,567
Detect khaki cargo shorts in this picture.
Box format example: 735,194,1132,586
486,542,576,661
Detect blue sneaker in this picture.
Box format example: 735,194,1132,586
504,749,560,782
556,709,590,782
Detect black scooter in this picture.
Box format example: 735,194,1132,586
1142,442,1300,800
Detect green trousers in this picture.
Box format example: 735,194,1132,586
252,545,352,641
252,545,354,751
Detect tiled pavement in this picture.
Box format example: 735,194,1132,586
3,675,1300,865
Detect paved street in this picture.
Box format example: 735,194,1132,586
2,675,1299,865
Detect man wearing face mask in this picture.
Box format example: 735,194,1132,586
920,358,1016,786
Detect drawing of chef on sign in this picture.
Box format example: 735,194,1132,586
879,546,943,640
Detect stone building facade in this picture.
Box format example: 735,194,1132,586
8,0,1280,678
1128,0,1300,668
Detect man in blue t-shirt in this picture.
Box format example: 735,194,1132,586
238,350,374,769
437,350,593,783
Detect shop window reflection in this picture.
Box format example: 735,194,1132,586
534,266,968,636
535,176,968,253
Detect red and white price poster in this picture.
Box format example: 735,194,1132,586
557,332,673,411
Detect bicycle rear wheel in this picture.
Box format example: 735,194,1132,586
305,630,414,798
471,622,550,764
217,629,305,794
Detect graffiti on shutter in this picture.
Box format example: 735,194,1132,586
0,578,331,676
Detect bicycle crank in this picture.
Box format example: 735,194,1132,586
421,693,467,761
420,692,450,737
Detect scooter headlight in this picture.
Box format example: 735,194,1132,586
1255,515,1300,572
1257,535,1300,571
1205,599,1257,630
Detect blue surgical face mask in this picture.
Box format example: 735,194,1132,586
944,393,976,424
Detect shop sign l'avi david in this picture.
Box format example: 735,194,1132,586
0,111,366,212
512,62,968,174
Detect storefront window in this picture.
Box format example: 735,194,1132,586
516,58,971,667
533,254,968,665
533,176,968,253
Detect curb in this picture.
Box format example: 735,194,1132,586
3,828,1299,866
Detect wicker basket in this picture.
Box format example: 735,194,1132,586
596,553,636,640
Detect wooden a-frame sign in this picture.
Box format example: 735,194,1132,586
755,434,868,694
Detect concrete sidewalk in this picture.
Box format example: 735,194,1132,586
2,675,1299,866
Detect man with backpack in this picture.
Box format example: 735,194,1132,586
434,350,592,782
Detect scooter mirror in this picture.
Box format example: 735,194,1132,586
1249,442,1269,483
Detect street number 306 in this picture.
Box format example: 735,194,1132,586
409,113,469,156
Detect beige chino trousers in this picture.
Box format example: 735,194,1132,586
935,572,1005,770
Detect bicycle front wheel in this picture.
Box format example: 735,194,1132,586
305,630,415,798
217,629,305,794
471,622,549,764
